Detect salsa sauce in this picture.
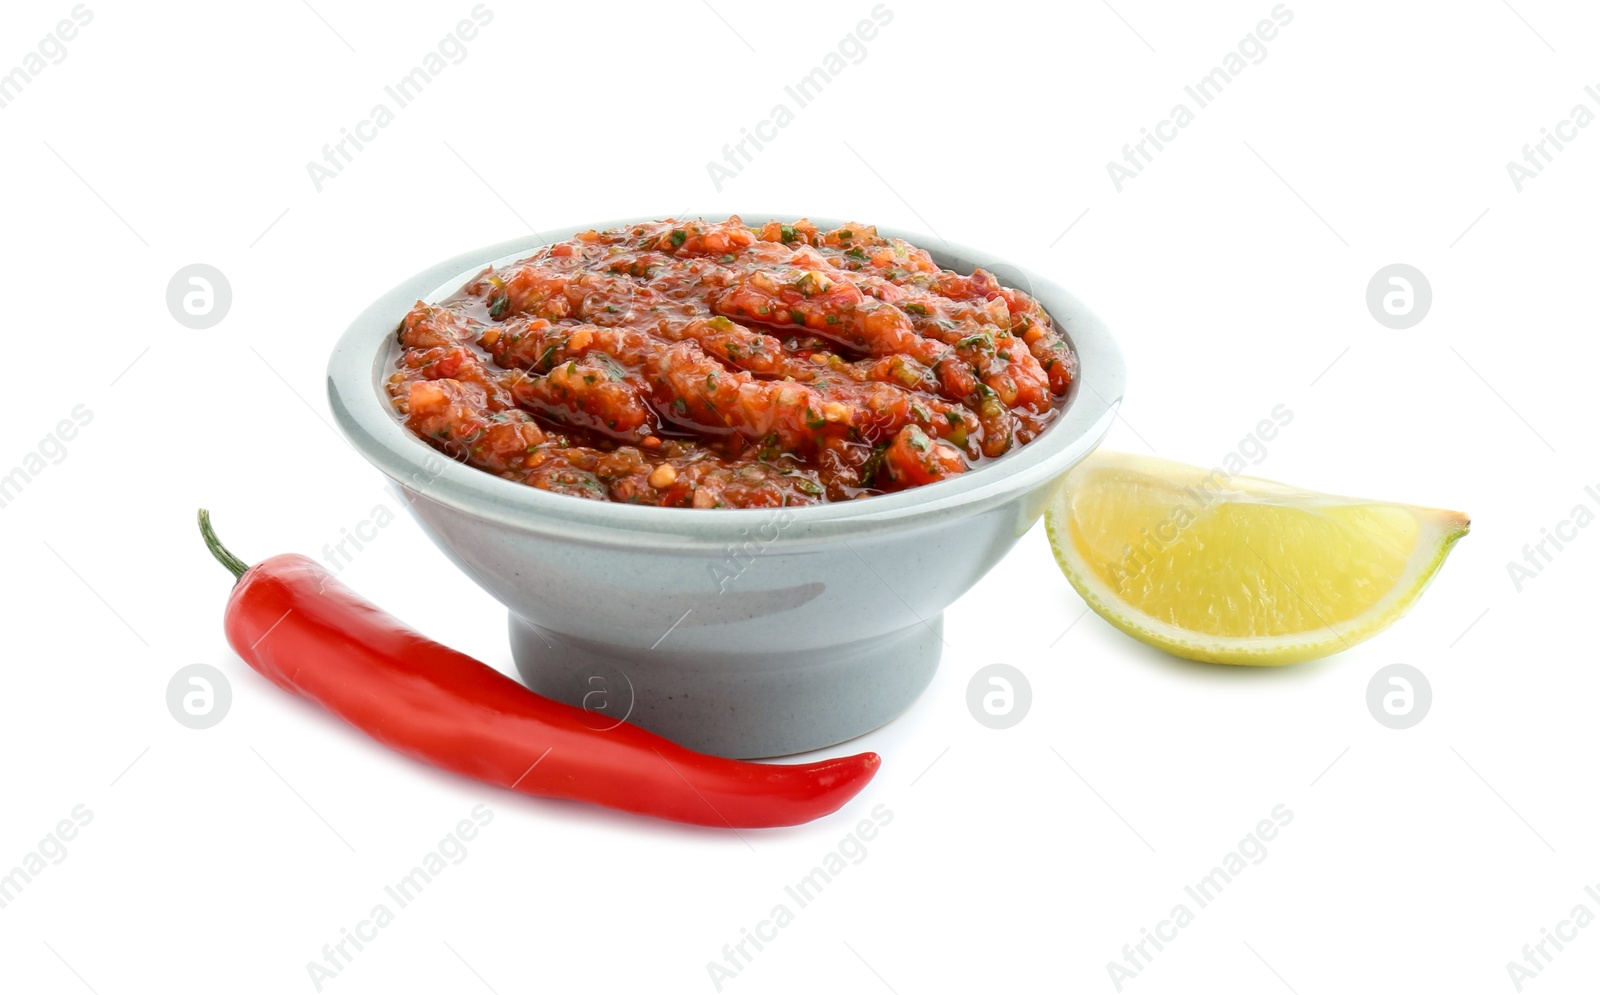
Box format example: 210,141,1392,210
387,217,1075,508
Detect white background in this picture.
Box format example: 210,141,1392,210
2,0,1597,992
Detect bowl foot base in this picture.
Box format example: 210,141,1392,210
508,613,942,759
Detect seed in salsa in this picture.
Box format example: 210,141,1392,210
387,216,1075,508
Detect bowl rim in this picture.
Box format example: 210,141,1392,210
327,213,1126,547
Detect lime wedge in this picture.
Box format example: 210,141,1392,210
1045,452,1469,664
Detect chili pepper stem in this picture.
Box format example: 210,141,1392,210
198,508,251,582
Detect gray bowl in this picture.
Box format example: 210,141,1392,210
327,216,1125,758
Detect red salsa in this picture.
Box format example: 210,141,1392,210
387,217,1075,508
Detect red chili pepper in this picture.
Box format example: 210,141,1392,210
198,510,879,829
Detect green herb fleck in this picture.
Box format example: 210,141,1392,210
859,442,890,487
957,332,994,350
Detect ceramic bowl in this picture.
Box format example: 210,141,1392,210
327,216,1125,758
